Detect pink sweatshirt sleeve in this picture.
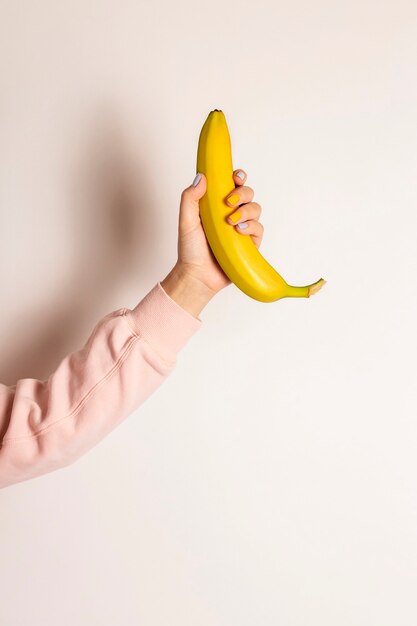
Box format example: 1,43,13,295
0,282,202,489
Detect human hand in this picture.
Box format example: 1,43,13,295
174,168,265,296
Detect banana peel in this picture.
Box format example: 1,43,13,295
196,109,326,302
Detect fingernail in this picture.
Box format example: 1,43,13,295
237,222,248,229
236,171,245,180
192,172,202,187
228,210,242,223
227,193,240,206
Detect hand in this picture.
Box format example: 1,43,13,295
175,168,264,296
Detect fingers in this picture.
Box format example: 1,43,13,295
233,169,247,186
233,219,264,248
219,169,263,247
225,184,254,208
225,169,254,208
226,201,262,225
225,184,264,247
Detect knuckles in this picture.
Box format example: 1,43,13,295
241,201,262,218
250,201,262,214
243,185,255,199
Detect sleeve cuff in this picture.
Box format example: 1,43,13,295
125,282,203,363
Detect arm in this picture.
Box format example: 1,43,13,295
0,269,211,489
0,167,260,489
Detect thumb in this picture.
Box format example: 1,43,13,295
179,172,207,225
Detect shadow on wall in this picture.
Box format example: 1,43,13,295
0,108,159,386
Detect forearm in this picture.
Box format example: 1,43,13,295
0,280,203,489
160,264,216,319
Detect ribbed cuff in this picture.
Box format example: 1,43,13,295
125,282,203,363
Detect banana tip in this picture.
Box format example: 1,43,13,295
308,278,326,297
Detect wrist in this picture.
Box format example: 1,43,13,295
160,264,216,319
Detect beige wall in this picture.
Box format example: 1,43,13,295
1,1,417,624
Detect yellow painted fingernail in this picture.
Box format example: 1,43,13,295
228,210,242,223
227,193,240,206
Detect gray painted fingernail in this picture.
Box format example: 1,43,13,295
236,171,245,180
237,222,248,229
192,173,202,187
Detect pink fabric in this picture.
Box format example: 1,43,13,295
0,282,202,489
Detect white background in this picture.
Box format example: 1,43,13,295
1,1,416,624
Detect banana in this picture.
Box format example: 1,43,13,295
196,109,326,302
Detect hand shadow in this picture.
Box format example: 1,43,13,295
0,107,159,387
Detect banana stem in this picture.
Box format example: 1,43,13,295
308,278,326,296
284,278,326,298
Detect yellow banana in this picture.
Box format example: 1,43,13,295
196,109,326,302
